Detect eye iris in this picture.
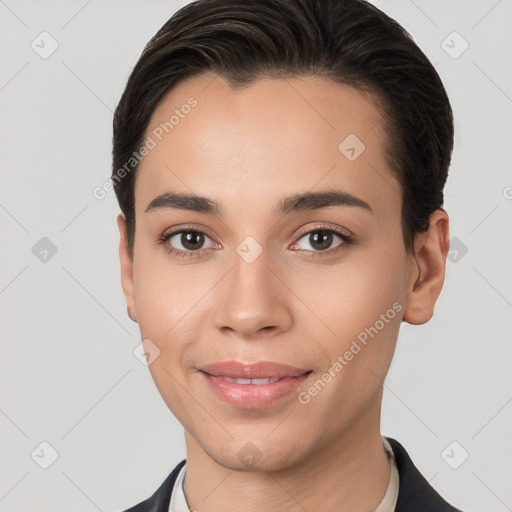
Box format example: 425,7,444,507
310,230,333,250
181,231,204,250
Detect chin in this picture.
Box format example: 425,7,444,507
205,440,306,473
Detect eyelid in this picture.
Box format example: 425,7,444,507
293,222,352,241
160,223,218,243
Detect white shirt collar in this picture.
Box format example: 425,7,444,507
169,435,399,512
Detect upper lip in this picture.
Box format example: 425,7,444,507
199,361,311,379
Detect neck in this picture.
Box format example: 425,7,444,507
182,389,390,512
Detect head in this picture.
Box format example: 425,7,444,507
113,0,453,471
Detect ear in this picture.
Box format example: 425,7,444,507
116,213,138,323
403,209,450,325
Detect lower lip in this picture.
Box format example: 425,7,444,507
200,371,311,409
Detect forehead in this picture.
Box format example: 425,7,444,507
135,72,400,221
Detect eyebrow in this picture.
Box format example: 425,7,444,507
144,189,374,216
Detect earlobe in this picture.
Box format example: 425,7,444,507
116,213,138,323
402,209,450,325
127,306,137,322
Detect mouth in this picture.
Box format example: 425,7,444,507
207,375,284,385
198,360,312,379
198,361,313,409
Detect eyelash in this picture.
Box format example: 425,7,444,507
157,223,354,260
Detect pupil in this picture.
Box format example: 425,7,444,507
182,231,204,250
310,231,332,250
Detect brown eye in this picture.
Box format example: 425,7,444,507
308,230,334,251
176,231,206,250
290,225,354,257
294,229,349,252
159,228,218,258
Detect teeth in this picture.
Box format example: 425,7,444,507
217,376,281,385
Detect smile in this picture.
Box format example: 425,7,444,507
214,376,282,385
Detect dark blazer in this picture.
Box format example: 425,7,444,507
122,436,463,512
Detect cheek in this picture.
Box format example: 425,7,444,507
132,250,214,338
290,252,405,339
284,249,405,398
292,266,402,422
132,257,210,416
131,254,224,412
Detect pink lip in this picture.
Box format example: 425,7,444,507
198,361,312,409
199,360,311,379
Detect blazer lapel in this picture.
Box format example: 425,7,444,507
123,459,186,512
385,436,463,511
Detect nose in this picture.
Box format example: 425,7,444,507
213,248,293,340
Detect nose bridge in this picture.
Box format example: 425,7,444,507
213,243,292,337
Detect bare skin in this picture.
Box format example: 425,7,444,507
117,72,450,512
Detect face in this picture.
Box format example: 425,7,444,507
117,73,442,472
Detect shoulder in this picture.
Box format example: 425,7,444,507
385,436,464,512
121,459,186,512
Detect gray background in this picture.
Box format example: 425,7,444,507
1,0,511,510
